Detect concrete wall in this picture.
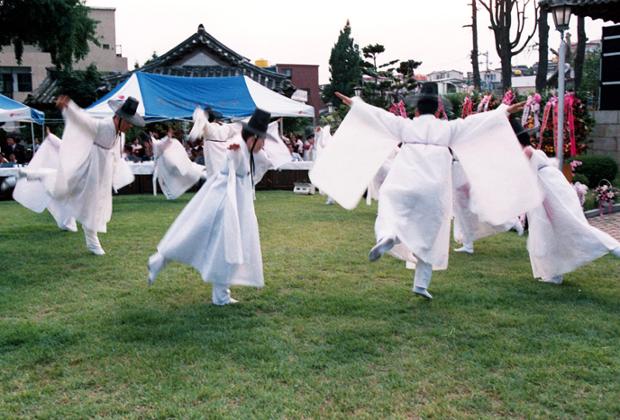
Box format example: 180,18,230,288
0,7,127,102
589,110,620,163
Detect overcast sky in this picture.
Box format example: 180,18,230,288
85,0,608,84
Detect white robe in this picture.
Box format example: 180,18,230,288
189,107,289,181
13,101,133,233
155,137,265,287
13,133,76,230
152,136,204,200
311,98,542,270
366,146,399,204
452,159,516,245
526,149,620,280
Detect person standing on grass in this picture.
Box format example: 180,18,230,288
310,88,540,300
150,127,206,200
514,119,620,284
16,95,143,255
147,109,274,306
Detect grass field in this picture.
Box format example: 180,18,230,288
1,191,619,417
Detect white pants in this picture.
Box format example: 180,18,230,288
413,259,433,290
212,284,233,305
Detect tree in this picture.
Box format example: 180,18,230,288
577,48,600,106
397,59,422,91
322,20,362,106
362,44,386,77
0,0,99,70
535,8,549,92
56,64,103,108
479,0,539,91
360,43,400,107
464,1,481,90
574,16,586,92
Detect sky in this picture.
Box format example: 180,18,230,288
85,0,608,84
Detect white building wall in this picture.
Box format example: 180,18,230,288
0,7,127,102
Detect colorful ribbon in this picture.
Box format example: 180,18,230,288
461,96,473,118
388,100,408,118
565,93,577,157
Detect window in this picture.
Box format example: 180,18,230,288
1,73,13,97
280,68,292,77
102,44,110,50
17,73,32,92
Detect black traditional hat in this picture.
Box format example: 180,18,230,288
108,96,145,127
509,118,536,146
242,108,271,139
205,105,224,122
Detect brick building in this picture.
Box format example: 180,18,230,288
275,64,324,119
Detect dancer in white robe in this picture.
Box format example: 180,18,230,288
311,91,541,299
148,109,274,305
13,128,77,232
452,158,524,254
151,128,205,200
17,95,143,255
513,123,620,284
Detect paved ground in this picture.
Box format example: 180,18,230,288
589,211,620,241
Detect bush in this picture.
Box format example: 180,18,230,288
572,173,589,186
570,155,618,188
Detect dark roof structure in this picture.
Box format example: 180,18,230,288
539,0,620,23
29,24,293,106
109,24,291,91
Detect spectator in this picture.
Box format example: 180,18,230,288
2,136,26,164
124,144,140,162
294,135,303,155
131,138,144,161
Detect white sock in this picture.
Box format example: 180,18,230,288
84,228,105,255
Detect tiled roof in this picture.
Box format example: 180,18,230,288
539,0,620,23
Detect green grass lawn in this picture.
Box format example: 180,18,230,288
1,191,619,417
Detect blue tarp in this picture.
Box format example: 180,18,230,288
0,93,45,125
87,72,314,120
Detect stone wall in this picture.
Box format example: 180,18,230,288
589,111,620,163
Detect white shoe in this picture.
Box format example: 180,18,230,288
87,244,105,256
454,245,474,254
147,253,166,285
413,286,433,300
539,275,563,285
612,248,620,258
368,236,395,262
84,228,105,256
514,221,524,236
325,197,334,205
213,297,239,306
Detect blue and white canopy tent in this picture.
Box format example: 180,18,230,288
0,93,45,156
87,72,314,120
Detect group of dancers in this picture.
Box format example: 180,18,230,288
13,88,620,304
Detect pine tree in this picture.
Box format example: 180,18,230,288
322,20,362,106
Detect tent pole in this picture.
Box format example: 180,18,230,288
30,122,35,158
